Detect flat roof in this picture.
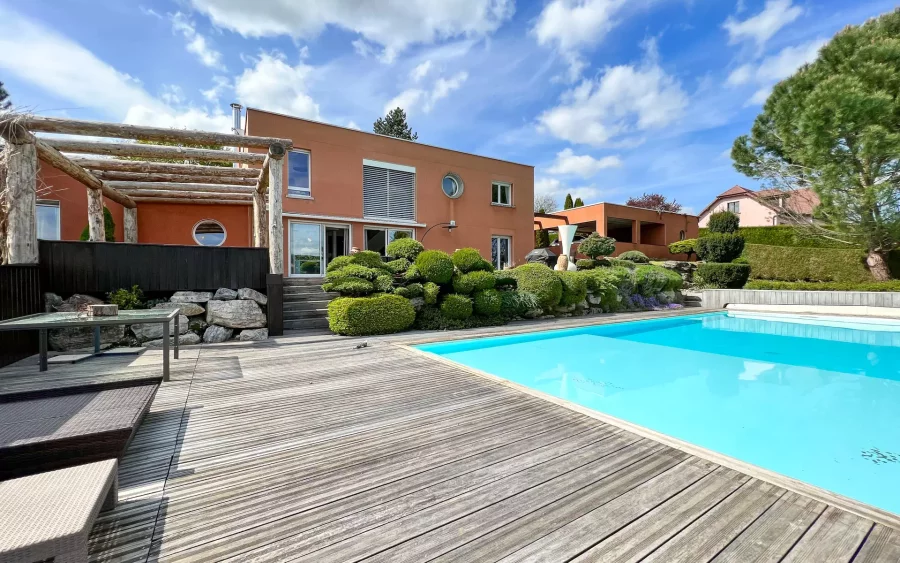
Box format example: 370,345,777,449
246,107,534,169
548,201,698,218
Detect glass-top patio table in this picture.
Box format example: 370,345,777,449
0,309,180,380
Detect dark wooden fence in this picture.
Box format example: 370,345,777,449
0,265,42,368
39,241,269,294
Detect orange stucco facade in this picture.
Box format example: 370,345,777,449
36,109,534,276
534,203,699,260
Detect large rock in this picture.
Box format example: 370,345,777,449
238,328,268,341
587,293,603,306
661,261,698,283
206,300,266,329
132,315,189,342
144,333,202,347
49,325,124,352
408,297,425,312
203,325,233,343
213,288,238,301
154,302,205,316
56,294,103,312
44,292,63,312
237,288,267,306
171,291,212,303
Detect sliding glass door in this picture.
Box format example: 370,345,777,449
289,222,350,276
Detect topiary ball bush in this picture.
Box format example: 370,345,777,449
668,239,697,258
423,282,440,305
697,233,745,263
696,263,751,289
618,250,649,263
415,250,455,284
405,283,424,298
634,265,669,297
578,232,616,259
607,258,636,269
326,255,354,272
451,273,476,294
349,250,386,270
707,211,740,234
557,271,587,306
386,238,424,261
440,294,473,320
493,270,517,288
373,275,394,293
326,264,382,282
452,248,494,273
473,289,502,316
328,294,416,335
384,257,411,274
299,260,319,274
510,263,562,309
468,270,496,291
404,264,423,282
322,278,374,296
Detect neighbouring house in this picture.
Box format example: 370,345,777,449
33,106,535,275
698,185,819,227
534,202,699,260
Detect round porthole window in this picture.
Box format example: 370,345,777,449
442,173,464,198
193,219,227,246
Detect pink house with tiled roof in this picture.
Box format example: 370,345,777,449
698,185,819,227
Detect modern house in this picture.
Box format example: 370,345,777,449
698,185,819,227
534,202,699,260
32,107,536,276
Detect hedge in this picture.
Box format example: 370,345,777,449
557,271,587,306
509,264,563,309
452,248,494,273
415,250,455,284
607,258,636,269
440,294,473,320
473,289,503,316
386,238,424,261
742,244,873,283
328,294,416,335
699,225,862,249
744,280,900,291
695,263,751,289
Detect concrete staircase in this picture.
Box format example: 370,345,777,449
682,290,703,308
282,278,338,331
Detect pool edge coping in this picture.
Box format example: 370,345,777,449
395,316,900,532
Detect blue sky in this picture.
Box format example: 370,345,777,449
0,0,894,214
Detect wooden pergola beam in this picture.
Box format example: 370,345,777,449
69,157,261,178
23,115,292,149
46,139,266,164
131,197,251,206
111,181,254,194
121,189,252,200
93,171,257,186
256,155,271,194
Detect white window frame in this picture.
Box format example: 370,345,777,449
36,199,61,240
192,219,227,247
491,235,512,270
287,220,352,277
288,149,312,199
491,182,512,207
363,226,416,256
726,201,740,214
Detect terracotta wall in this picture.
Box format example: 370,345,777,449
39,162,125,241
246,108,534,273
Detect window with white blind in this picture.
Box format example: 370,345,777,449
362,159,416,221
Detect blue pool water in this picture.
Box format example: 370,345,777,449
417,312,900,514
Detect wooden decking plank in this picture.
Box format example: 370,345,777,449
780,506,874,563
853,525,900,562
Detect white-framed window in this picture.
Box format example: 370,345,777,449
727,201,740,213
363,159,416,221
491,235,512,270
492,182,512,206
364,227,414,256
288,149,311,198
36,200,60,240
192,219,227,246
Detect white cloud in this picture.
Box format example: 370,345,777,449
532,0,627,81
723,0,802,49
190,0,514,62
346,121,361,130
535,177,601,205
537,43,687,147
726,64,754,86
139,6,163,19
547,148,622,177
171,12,225,70
385,71,468,115
411,60,433,82
201,76,231,103
235,52,321,120
727,39,826,105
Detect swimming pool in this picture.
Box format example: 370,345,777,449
416,311,900,515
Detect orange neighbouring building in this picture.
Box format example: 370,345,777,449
34,107,536,277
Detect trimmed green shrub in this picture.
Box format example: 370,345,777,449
440,294,473,320
386,238,424,261
699,226,857,249
468,270,496,291
79,206,116,242
668,239,697,259
322,278,374,295
326,255,354,272
299,261,319,274
107,285,144,310
499,290,521,318
707,211,740,234
659,267,684,291
326,264,382,281
349,250,386,270
383,257,411,274
577,233,616,259
451,248,494,273
328,294,416,335
451,273,476,294
535,229,550,248
415,250,455,284
634,266,670,296
405,283,424,298
744,280,900,291
557,271,587,306
423,282,440,305
414,306,505,330
493,270,517,288
394,286,411,298
697,233,745,263
509,264,563,309
607,258,636,269
695,263,751,289
617,250,649,264
582,266,634,295
742,244,873,282
473,289,502,316
373,275,394,293
576,258,610,270
404,264,423,282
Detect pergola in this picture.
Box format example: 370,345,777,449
0,114,293,274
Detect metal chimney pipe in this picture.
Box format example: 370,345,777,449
230,103,242,136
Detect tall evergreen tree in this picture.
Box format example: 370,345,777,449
0,81,11,110
563,193,574,209
573,197,584,207
373,107,418,140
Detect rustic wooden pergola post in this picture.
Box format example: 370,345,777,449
86,188,105,242
4,138,38,263
267,145,285,275
123,207,138,243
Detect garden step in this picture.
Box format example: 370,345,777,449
284,308,329,320
284,318,330,331
283,291,338,301
283,300,333,311
282,278,325,286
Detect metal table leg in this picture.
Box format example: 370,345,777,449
173,314,180,360
39,329,48,372
162,320,170,382
93,326,101,354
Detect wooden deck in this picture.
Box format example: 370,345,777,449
3,312,897,561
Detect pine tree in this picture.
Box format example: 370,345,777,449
0,81,11,110
573,197,584,207
563,193,574,210
373,107,418,140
